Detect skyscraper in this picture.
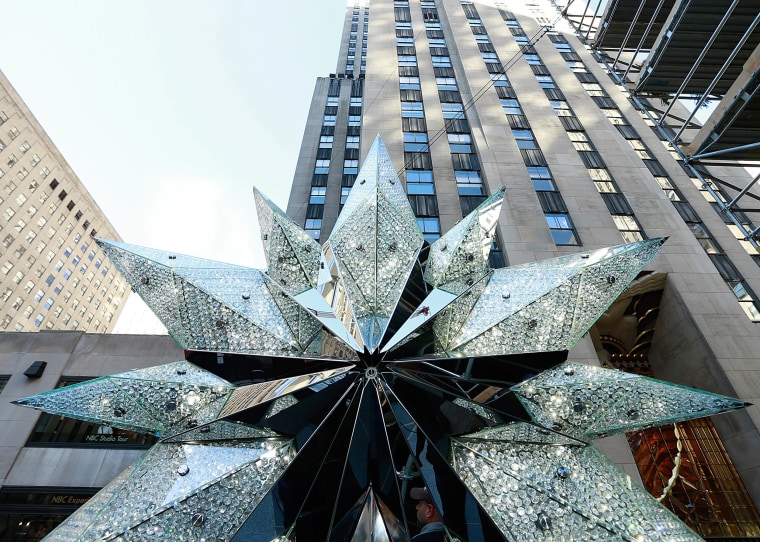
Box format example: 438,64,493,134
288,0,760,535
0,70,129,333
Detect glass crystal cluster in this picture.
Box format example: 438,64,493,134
14,136,745,541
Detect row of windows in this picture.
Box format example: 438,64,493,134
549,30,760,321
410,4,501,265
464,7,578,246
345,5,368,74
0,159,123,331
395,13,441,244
502,14,646,244
306,77,366,239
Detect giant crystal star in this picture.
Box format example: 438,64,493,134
15,136,746,541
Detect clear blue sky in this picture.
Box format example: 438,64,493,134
0,1,347,268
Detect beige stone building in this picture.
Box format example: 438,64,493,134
0,70,129,334
288,0,760,536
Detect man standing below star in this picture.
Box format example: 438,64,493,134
410,487,445,541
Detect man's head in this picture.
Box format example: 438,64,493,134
410,487,442,526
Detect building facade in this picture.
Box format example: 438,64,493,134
0,71,129,334
288,0,760,537
0,332,183,540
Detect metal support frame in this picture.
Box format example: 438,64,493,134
672,11,760,142
726,172,760,211
612,69,760,245
633,0,693,91
612,1,646,70
556,0,760,246
687,68,760,160
622,0,667,82
585,0,607,42
592,0,617,43
659,0,740,127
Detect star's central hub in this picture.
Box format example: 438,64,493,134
364,367,379,380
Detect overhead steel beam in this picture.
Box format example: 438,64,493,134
660,0,741,126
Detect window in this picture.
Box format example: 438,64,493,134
401,102,425,118
403,132,429,152
397,55,417,67
340,186,351,205
612,215,645,243
319,135,333,148
448,133,472,153
545,214,579,245
417,217,441,242
345,136,360,149
436,77,457,90
441,103,464,119
500,99,522,115
403,170,434,195
309,187,326,204
399,76,420,90
455,171,484,195
305,219,322,239
1,262,13,275
314,159,330,175
343,160,359,174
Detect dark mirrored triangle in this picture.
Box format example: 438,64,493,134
386,366,534,428
185,350,352,384
330,487,373,542
381,249,431,348
392,351,568,387
240,378,362,541
295,383,364,540
328,381,407,540
381,379,507,541
261,372,357,443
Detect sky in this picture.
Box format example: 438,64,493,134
0,2,347,331
0,1,346,268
